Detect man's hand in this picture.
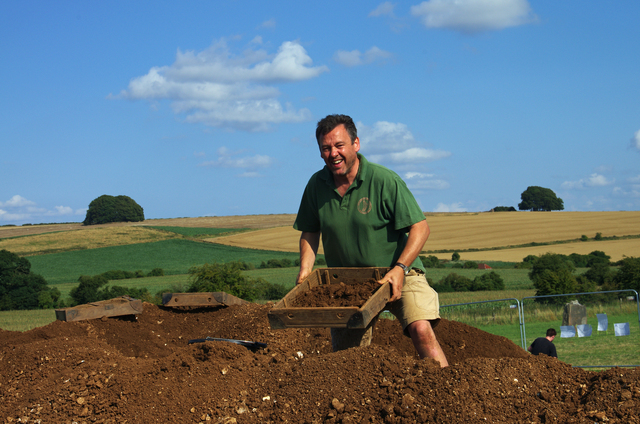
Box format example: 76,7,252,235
378,266,405,302
296,268,312,285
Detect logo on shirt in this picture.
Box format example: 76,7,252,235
357,197,372,214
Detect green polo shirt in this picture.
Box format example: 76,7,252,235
294,154,426,271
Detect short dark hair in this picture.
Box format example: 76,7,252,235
546,328,557,337
315,114,357,145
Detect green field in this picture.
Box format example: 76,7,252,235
28,238,301,285
146,226,248,237
425,267,535,290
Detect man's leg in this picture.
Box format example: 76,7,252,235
406,319,449,367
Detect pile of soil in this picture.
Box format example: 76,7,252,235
2,303,639,423
291,279,381,308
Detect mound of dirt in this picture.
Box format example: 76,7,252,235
2,303,639,423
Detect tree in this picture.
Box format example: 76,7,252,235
471,271,505,291
420,255,444,268
614,257,640,291
70,275,109,305
83,195,144,225
69,274,151,305
529,253,577,303
0,249,62,310
187,261,287,301
518,186,564,211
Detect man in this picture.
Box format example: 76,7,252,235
293,114,448,367
528,328,557,358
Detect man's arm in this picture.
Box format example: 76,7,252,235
296,231,320,284
378,219,430,301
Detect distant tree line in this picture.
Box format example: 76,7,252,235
69,275,152,306
0,250,63,310
431,271,505,293
521,252,640,304
186,261,288,302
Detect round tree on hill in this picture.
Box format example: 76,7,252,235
518,186,564,211
83,195,144,225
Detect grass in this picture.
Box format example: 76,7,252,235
0,309,58,332
146,226,248,238
440,294,640,368
52,274,192,300
28,239,300,285
426,267,534,290
244,267,300,289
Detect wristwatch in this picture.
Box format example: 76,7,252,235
394,262,410,275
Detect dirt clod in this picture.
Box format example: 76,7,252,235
1,302,639,423
291,279,380,307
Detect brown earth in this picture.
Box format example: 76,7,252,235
2,303,639,423
291,279,380,308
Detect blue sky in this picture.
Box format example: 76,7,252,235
2,1,639,225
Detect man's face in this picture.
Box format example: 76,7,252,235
319,124,360,179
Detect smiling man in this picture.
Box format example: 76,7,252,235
293,114,448,367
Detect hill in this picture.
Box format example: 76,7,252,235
210,211,640,262
3,211,638,262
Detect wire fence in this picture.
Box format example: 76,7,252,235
440,289,640,369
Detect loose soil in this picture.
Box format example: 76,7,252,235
2,303,639,423
291,279,380,308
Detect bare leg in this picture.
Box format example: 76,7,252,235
406,319,449,367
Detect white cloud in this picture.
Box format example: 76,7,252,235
237,172,262,178
404,172,450,190
358,121,417,152
631,129,640,151
561,173,615,190
333,46,392,67
198,147,274,173
369,2,396,17
258,19,276,29
0,195,82,224
0,195,36,208
587,174,614,187
116,39,328,132
410,0,537,34
357,120,451,190
434,202,467,212
52,206,73,215
390,147,451,163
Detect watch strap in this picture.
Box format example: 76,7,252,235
394,262,410,275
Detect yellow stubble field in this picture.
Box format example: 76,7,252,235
1,211,638,262
0,226,179,256
210,211,640,262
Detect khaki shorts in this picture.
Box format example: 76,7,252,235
386,269,441,335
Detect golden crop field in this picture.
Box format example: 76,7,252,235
1,211,638,262
0,226,179,256
210,211,640,262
